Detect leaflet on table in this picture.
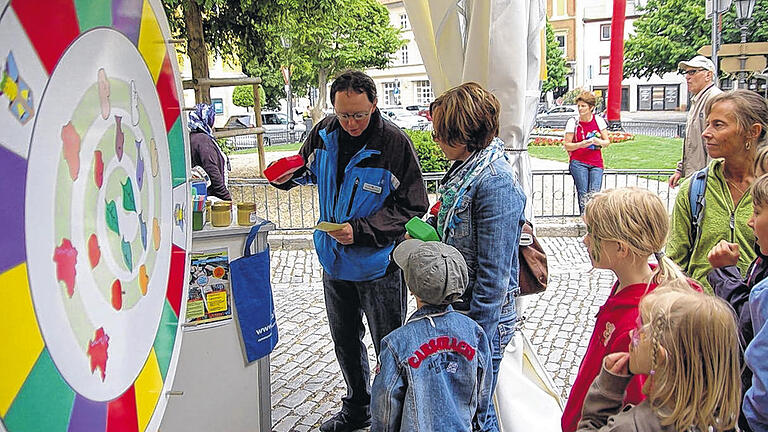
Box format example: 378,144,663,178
185,248,233,329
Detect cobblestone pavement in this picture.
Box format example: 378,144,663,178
268,237,615,431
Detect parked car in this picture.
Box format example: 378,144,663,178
535,105,578,129
379,107,431,130
222,111,307,147
406,104,432,121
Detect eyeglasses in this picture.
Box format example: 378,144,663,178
680,69,705,76
337,111,371,121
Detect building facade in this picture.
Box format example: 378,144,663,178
366,0,435,108
578,0,689,112
369,0,691,112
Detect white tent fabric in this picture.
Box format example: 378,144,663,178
403,2,563,431
403,0,545,219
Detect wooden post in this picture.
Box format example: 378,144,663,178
253,83,266,177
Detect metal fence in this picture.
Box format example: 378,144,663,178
535,119,684,138
226,130,306,149
227,168,677,230
620,121,685,139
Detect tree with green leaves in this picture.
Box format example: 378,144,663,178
261,0,404,123
162,0,403,121
624,0,768,79
232,85,266,108
543,20,568,94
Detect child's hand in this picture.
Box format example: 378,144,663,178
604,352,630,376
707,240,740,268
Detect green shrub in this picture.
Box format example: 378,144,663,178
562,87,603,108
405,129,449,173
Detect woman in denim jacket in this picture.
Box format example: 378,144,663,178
429,82,527,431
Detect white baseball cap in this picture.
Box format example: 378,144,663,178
678,55,715,72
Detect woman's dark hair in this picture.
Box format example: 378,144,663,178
430,82,500,153
330,70,377,104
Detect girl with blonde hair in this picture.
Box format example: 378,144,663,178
578,283,742,431
562,187,697,432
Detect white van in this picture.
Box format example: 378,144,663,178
223,111,307,147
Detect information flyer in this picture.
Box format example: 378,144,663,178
186,248,233,327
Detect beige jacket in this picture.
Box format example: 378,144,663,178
677,83,722,177
577,367,675,432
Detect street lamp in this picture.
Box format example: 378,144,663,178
280,35,294,137
734,0,756,88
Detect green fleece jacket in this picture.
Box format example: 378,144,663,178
667,159,756,293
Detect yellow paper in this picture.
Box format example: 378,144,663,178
206,291,228,313
185,300,205,320
314,221,346,232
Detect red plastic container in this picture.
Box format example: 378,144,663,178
429,201,441,216
264,155,304,182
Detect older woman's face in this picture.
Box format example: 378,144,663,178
702,101,746,160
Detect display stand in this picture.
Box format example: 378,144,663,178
160,216,275,432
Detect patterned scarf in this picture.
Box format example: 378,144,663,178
437,137,509,239
188,103,216,139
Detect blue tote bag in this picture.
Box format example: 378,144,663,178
230,222,278,363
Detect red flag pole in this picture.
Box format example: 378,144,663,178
607,0,626,130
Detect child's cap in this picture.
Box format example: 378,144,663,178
392,239,468,305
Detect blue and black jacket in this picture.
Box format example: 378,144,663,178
275,109,428,281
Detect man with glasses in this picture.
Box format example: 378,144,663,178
668,55,722,188
271,70,428,432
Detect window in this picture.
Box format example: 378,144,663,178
400,45,409,65
414,80,434,104
554,0,567,17
599,56,610,75
262,113,281,125
555,34,566,54
212,98,224,114
637,85,679,111
600,24,611,41
400,13,409,29
383,81,401,106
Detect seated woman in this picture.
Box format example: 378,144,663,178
429,82,527,432
667,89,768,293
189,103,231,200
563,91,611,214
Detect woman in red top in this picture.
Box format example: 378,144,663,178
561,187,699,432
564,91,610,214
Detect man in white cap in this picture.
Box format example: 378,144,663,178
668,55,722,188
371,239,493,431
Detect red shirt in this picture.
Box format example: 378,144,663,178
561,271,702,432
567,115,606,169
561,278,654,432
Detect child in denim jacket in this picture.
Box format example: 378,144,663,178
371,239,492,431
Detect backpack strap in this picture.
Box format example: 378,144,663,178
688,167,709,245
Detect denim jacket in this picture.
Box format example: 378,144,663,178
442,157,527,345
371,304,493,431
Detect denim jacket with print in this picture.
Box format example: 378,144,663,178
442,157,527,345
371,304,493,431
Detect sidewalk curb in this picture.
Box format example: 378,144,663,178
268,223,586,250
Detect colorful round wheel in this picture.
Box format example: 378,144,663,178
0,0,190,431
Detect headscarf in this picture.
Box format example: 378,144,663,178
188,103,216,139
